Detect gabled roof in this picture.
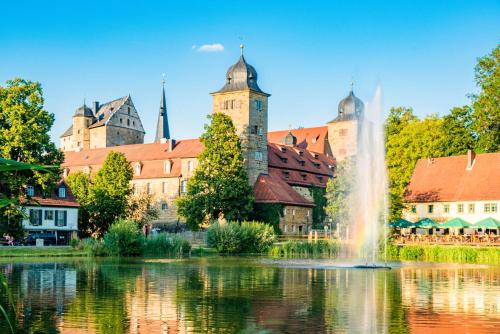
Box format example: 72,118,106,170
88,96,129,129
254,173,315,207
404,152,500,202
60,125,73,138
62,139,203,168
268,126,329,154
24,180,79,208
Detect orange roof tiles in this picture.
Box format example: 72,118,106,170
254,174,315,207
404,152,500,202
268,126,329,154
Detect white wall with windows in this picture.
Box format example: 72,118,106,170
22,206,78,231
403,200,500,223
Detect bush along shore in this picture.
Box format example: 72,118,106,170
268,240,340,258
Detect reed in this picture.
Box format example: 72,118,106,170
268,240,340,258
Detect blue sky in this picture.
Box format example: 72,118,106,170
1,1,498,144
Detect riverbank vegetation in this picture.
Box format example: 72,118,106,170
268,240,340,258
206,221,276,254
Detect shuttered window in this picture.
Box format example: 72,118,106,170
55,210,67,227
29,209,42,226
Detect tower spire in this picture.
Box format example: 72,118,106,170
155,75,171,142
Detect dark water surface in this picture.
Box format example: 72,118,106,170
0,257,499,333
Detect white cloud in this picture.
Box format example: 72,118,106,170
197,43,224,52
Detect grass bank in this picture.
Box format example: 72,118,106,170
388,244,500,265
0,246,87,258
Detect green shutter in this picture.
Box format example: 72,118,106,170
55,210,59,226
63,211,67,226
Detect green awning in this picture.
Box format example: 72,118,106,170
416,218,437,229
439,217,470,229
389,218,414,228
470,218,500,229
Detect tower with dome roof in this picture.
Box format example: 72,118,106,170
211,45,271,185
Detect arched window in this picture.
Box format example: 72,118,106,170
134,163,141,176
164,160,171,174
127,119,130,126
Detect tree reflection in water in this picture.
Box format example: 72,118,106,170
0,258,499,333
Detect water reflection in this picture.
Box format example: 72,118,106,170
0,258,499,333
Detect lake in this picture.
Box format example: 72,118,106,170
0,257,499,333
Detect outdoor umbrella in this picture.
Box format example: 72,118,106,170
441,217,470,229
471,218,500,229
416,218,437,229
389,218,414,228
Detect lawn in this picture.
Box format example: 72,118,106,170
0,246,87,257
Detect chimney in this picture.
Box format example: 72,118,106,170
466,149,476,170
168,138,176,152
92,101,99,115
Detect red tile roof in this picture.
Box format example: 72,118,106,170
254,174,315,207
404,152,500,202
268,126,329,154
63,139,203,167
25,181,79,208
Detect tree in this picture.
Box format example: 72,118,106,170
325,158,354,226
126,191,160,226
66,151,133,237
471,44,500,152
176,113,254,229
0,78,63,236
442,106,475,156
385,108,447,221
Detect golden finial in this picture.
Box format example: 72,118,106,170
240,43,244,56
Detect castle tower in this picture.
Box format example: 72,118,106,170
327,85,364,161
211,45,270,185
71,103,95,150
154,78,171,142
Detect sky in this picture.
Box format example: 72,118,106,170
1,1,499,145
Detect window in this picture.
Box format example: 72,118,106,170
134,164,141,176
58,187,66,198
44,210,54,221
300,173,307,181
251,125,258,135
292,209,296,216
55,210,67,227
187,160,193,172
255,100,262,111
161,203,168,211
164,160,171,174
307,210,310,217
162,182,168,194
120,118,123,124
258,127,263,136
428,204,434,213
444,204,450,213
180,180,188,194
284,225,288,233
411,205,416,214
128,107,131,115
255,151,263,161
339,128,348,136
77,142,81,147
26,185,35,197
133,121,135,126
457,203,464,213
29,209,42,226
147,183,152,195
282,170,290,178
468,203,475,214
484,203,498,213
127,119,130,126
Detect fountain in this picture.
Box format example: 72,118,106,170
343,86,390,268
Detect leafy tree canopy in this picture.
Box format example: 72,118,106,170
176,113,254,229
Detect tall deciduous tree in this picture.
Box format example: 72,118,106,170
0,78,63,235
442,106,475,156
471,44,499,153
66,151,133,237
385,108,447,221
126,191,160,226
176,113,253,229
325,158,353,226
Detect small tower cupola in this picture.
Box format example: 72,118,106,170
73,103,95,118
282,130,297,146
337,84,364,120
155,77,171,142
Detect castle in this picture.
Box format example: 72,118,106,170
61,46,364,234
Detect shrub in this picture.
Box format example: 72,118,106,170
206,221,276,254
268,240,339,258
81,238,106,256
143,233,191,256
103,219,143,256
70,236,80,249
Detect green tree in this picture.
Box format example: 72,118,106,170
66,151,133,237
176,113,254,229
126,191,160,226
442,106,475,156
309,186,327,228
385,108,447,221
0,78,63,236
471,44,499,152
325,158,353,225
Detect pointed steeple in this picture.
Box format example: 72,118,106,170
155,77,171,142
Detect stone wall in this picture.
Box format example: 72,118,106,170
327,119,358,161
211,89,269,185
280,205,313,235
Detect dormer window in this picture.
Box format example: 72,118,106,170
298,151,304,156
83,166,91,174
301,173,307,180
317,176,323,182
282,170,290,178
26,185,35,197
187,160,193,172
280,147,287,153
280,157,288,163
134,163,142,176
313,153,319,159
298,160,305,166
63,168,69,178
314,162,321,168
58,187,66,198
164,160,172,174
